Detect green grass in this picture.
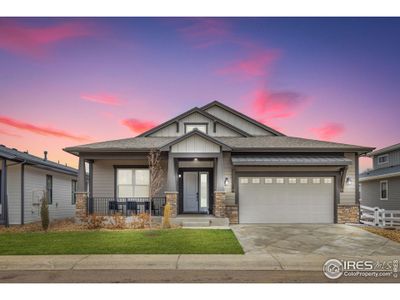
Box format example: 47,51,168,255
0,229,244,255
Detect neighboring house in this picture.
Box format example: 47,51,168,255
360,143,400,210
0,145,78,226
64,101,373,224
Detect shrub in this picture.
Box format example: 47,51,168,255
40,193,50,231
86,213,105,229
108,213,126,229
162,203,171,229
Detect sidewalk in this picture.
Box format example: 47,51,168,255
1,254,399,271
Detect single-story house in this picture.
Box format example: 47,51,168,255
0,145,78,226
360,143,400,210
64,101,374,224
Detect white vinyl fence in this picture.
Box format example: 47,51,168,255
360,205,400,228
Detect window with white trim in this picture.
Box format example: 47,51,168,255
184,123,207,134
117,168,149,198
240,178,249,184
252,178,260,184
377,154,389,165
288,178,296,184
312,178,321,184
300,178,308,184
380,180,388,200
324,178,332,184
276,178,284,184
265,178,273,184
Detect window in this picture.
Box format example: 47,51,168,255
312,178,321,184
240,178,249,184
288,178,297,184
71,180,77,204
252,178,260,184
46,175,53,204
117,168,150,198
300,178,308,184
324,178,332,184
265,178,273,184
377,154,389,165
184,123,207,134
276,178,284,184
380,180,388,200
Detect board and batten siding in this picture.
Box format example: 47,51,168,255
373,150,400,169
205,105,273,136
170,135,221,153
23,166,77,224
361,177,400,210
2,163,22,225
339,153,357,205
92,159,168,198
149,112,241,137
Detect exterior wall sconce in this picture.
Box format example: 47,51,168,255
224,177,229,186
178,174,182,178
194,158,198,161
346,176,352,185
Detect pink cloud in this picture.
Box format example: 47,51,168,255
0,128,21,138
121,119,157,134
0,19,95,58
81,93,123,106
178,18,231,48
310,123,345,141
217,50,279,79
0,115,90,142
250,88,307,121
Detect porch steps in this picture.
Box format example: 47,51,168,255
171,216,230,228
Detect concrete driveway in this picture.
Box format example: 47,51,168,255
231,224,400,256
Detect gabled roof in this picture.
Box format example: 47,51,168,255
360,165,400,181
159,129,232,151
138,106,251,137
0,145,78,176
367,142,400,157
201,100,285,136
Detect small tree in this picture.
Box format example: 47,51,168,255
148,149,165,228
162,202,171,229
40,192,50,231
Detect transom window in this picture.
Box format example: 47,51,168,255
184,123,207,134
380,180,388,200
117,168,150,198
377,154,389,165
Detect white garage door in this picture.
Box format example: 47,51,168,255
238,176,334,223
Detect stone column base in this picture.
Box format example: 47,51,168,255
75,192,88,222
165,192,178,217
214,191,226,218
337,204,360,224
225,204,238,224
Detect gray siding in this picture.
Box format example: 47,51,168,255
23,166,77,224
340,153,357,205
149,112,242,137
171,135,221,153
92,159,167,198
205,105,273,136
373,150,400,169
361,176,400,210
5,164,22,225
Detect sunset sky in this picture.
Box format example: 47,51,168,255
1,17,399,171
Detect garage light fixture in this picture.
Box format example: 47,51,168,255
224,177,229,186
194,158,198,161
346,176,352,185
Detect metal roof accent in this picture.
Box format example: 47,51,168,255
360,165,400,181
231,154,353,166
0,145,78,176
367,143,400,157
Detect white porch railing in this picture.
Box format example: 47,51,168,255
360,205,400,228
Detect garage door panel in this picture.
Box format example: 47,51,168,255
239,176,334,223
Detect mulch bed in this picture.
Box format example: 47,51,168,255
362,226,400,243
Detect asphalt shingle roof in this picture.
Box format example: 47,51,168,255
360,165,400,180
232,154,353,166
0,145,78,176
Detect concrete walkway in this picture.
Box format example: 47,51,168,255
1,254,399,272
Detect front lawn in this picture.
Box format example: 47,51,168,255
0,229,244,255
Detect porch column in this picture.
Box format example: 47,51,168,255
165,154,177,217
1,159,9,227
77,156,86,193
214,153,226,217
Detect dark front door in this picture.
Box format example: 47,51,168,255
182,171,210,213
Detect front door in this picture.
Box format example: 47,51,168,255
182,171,209,213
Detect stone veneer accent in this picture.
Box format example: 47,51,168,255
165,192,178,218
213,191,226,217
225,204,238,224
75,192,88,222
337,204,360,224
